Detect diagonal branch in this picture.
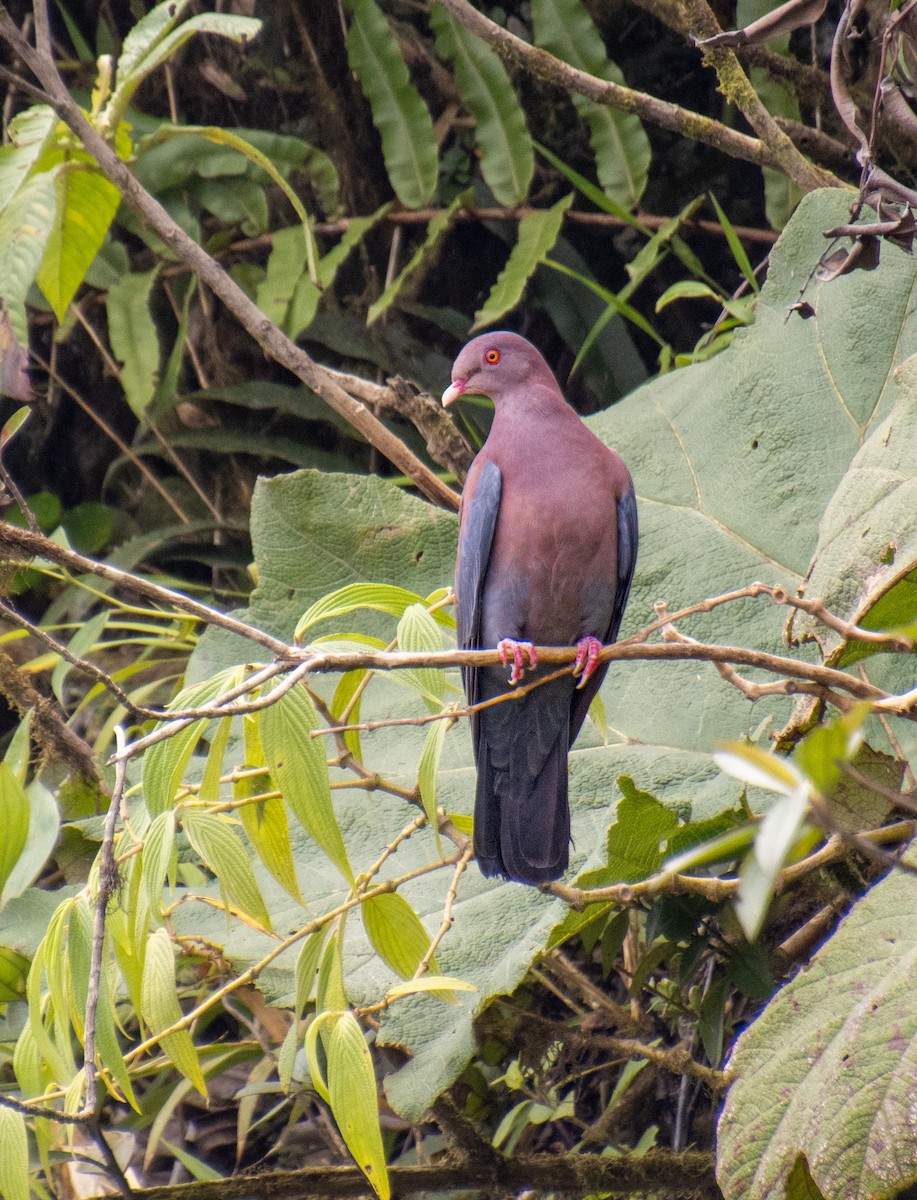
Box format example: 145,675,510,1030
0,7,460,513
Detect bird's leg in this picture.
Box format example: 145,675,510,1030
573,636,603,689
497,638,538,685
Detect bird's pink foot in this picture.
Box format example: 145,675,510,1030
573,636,603,689
498,638,538,685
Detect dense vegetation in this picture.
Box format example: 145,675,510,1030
0,2,916,1198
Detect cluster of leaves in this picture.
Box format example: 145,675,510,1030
2,1,917,1199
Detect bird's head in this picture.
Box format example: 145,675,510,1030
442,331,553,407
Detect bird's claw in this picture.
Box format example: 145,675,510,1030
498,638,538,685
573,636,603,689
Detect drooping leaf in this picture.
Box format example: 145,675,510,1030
296,583,454,642
473,193,573,328
396,603,445,709
368,193,467,325
183,808,273,929
0,762,30,906
106,268,161,418
36,163,122,320
141,928,208,1097
530,0,650,208
1,781,59,904
327,1011,391,1200
0,104,57,213
718,852,917,1200
430,5,533,204
345,0,438,208
362,892,437,979
0,1106,29,1200
0,170,57,343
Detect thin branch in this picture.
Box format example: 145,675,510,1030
0,9,459,513
415,841,474,975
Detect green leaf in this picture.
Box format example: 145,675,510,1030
655,280,723,312
295,928,327,1018
258,681,354,884
362,892,436,979
0,945,28,1003
256,224,307,327
51,608,109,705
531,0,650,208
417,717,450,840
0,1106,29,1200
345,0,438,208
383,975,476,1002
2,780,60,903
473,193,573,329
0,170,57,342
368,193,467,325
236,772,303,905
0,104,57,212
708,192,759,291
718,852,917,1200
36,163,122,320
0,762,30,906
735,790,809,940
784,1155,829,1200
106,268,161,418
296,582,453,642
142,809,177,914
316,923,348,1013
141,668,240,817
182,808,273,929
3,709,31,784
141,928,208,1097
396,603,444,709
327,1011,391,1200
430,5,533,204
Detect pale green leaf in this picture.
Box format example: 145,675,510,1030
111,0,193,102
2,780,60,903
258,681,353,883
531,0,650,208
142,810,176,914
0,104,57,212
0,170,57,343
0,762,30,905
37,163,122,320
655,280,722,312
182,808,272,929
236,776,303,905
141,928,207,1096
0,1106,29,1200
735,790,809,940
327,1012,390,1200
345,0,438,208
106,268,161,418
473,194,573,329
296,582,453,643
416,717,449,837
3,709,31,783
198,715,232,805
316,923,348,1014
383,975,477,1002
430,6,533,204
256,225,307,327
396,603,444,709
714,743,803,796
362,892,436,979
295,928,327,1018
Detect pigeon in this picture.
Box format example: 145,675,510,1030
443,331,637,884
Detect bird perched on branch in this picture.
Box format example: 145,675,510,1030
443,331,637,885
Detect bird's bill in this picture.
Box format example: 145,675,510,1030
442,378,465,407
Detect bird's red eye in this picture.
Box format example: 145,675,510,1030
485,348,501,364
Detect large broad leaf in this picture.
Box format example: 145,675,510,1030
180,188,917,1124
530,0,650,209
345,0,438,209
718,855,917,1200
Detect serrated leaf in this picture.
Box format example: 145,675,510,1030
473,193,573,329
368,193,467,324
362,892,436,979
345,0,438,208
327,1011,390,1200
106,268,161,418
430,6,533,204
0,761,30,905
258,681,353,884
182,808,272,930
37,163,122,320
0,169,57,343
718,852,917,1200
141,928,207,1097
531,0,650,208
0,1106,29,1200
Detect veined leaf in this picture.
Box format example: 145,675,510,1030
295,928,327,1018
474,194,573,329
316,921,348,1014
142,810,177,915
0,170,57,343
327,1011,391,1200
182,807,273,929
368,192,468,324
416,717,449,842
430,6,533,204
141,667,242,817
37,163,122,320
296,582,454,642
330,670,366,763
111,0,193,103
107,268,161,418
198,715,232,805
2,780,60,903
0,104,57,213
383,975,476,1002
141,928,207,1097
345,0,438,208
0,1106,29,1200
362,892,437,979
0,762,29,904
396,603,444,709
258,681,353,883
236,776,303,905
531,0,650,208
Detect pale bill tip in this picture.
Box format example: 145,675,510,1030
442,379,464,407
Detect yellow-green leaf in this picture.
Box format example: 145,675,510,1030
37,163,121,320
0,1105,29,1200
396,603,444,710
327,1011,390,1200
182,808,272,930
141,928,207,1097
383,975,477,1003
0,760,29,902
316,921,348,1014
362,892,436,979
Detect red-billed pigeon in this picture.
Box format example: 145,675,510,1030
443,331,637,884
